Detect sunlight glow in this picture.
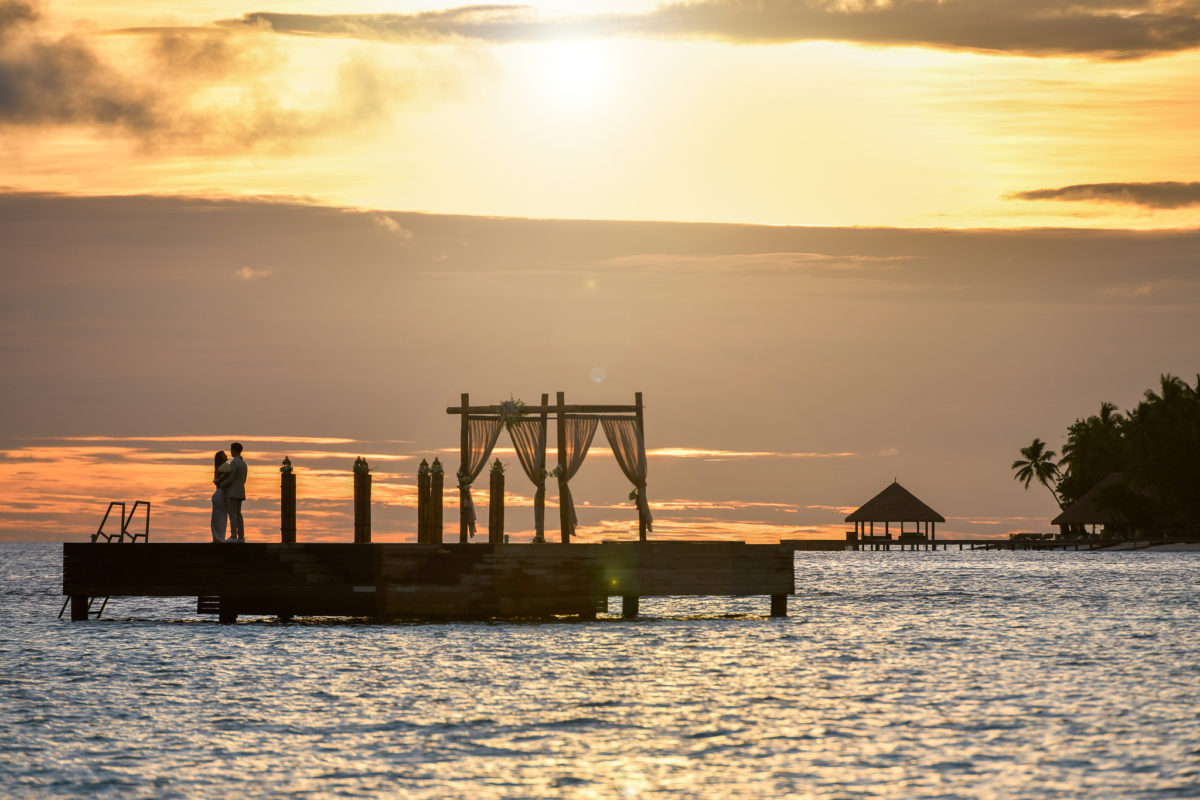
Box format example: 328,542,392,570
531,41,611,105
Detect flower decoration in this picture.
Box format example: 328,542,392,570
498,397,527,430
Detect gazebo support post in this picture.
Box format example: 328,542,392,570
459,392,470,544
635,391,647,542
557,391,569,544
534,392,549,543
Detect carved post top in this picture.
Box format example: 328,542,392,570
418,458,429,475
280,456,293,474
353,456,371,474
490,458,505,474
431,458,443,474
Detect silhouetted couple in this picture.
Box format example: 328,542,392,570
211,443,247,543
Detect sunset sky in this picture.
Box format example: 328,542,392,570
2,0,1198,542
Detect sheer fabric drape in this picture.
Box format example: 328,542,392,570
557,415,599,540
458,417,503,538
601,417,652,532
509,418,547,541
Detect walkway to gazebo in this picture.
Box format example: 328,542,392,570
845,480,945,550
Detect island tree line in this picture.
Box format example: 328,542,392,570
1012,374,1200,534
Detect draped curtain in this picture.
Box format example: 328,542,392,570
509,418,547,541
557,415,599,541
601,417,653,532
458,417,503,538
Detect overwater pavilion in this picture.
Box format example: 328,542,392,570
845,480,945,544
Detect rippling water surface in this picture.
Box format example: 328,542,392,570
2,543,1198,798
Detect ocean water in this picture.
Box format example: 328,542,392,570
2,543,1198,799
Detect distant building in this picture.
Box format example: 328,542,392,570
1051,472,1131,538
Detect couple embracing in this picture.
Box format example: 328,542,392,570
211,442,247,543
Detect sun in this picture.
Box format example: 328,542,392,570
535,41,611,104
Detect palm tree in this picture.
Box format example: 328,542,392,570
1012,438,1063,509
1058,401,1126,506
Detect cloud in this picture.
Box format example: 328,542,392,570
229,1,1200,59
369,213,415,240
1011,181,1200,209
235,266,273,280
0,1,159,131
647,447,858,460
0,1,443,150
47,435,360,444
595,252,908,276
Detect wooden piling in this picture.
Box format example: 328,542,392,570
622,595,639,619
353,457,371,543
770,594,788,617
417,459,430,543
431,458,445,545
280,457,296,543
488,459,504,545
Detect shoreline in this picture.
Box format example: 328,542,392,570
1098,542,1200,552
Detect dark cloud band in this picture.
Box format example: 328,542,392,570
230,1,1200,59
1012,182,1200,209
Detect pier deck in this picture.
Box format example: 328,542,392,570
63,541,794,622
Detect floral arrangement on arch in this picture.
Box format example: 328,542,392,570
498,397,527,430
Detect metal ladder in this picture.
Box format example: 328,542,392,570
59,501,151,619
91,501,151,543
196,596,221,614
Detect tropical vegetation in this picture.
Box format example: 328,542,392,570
1013,374,1200,533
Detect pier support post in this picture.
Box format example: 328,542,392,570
770,594,788,617
488,459,505,545
280,457,296,543
622,595,639,619
417,460,430,543
353,458,372,543
70,595,88,621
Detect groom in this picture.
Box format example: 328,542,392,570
220,442,248,542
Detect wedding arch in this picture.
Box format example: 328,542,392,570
446,392,652,543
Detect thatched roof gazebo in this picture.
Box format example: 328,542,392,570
845,480,945,544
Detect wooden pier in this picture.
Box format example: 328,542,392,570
780,537,1198,552
782,538,1010,551
63,541,794,622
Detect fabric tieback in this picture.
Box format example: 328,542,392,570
459,479,477,537
635,483,653,531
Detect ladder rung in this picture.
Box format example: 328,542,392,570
197,596,221,614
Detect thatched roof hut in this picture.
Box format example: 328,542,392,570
1051,472,1129,532
845,480,945,540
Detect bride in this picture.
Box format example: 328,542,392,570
211,450,233,542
